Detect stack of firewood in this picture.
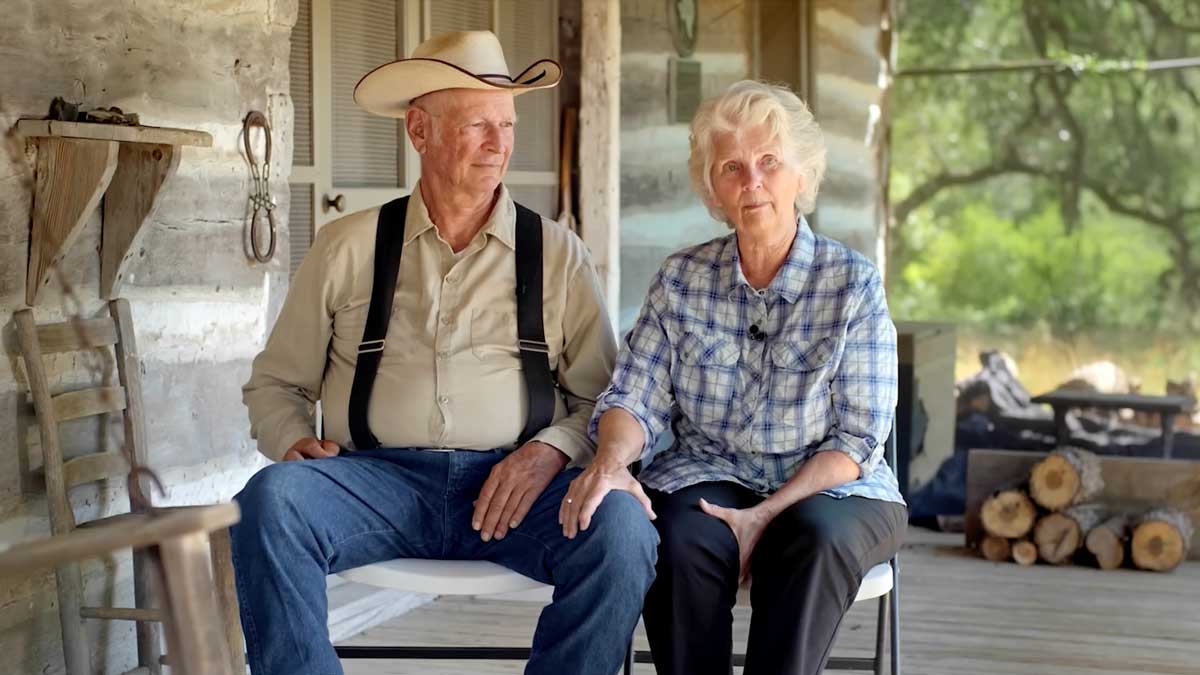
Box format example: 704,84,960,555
978,447,1194,571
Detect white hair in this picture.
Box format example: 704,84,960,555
688,80,827,225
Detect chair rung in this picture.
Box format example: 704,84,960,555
64,451,131,488
81,606,163,622
52,385,127,422
35,316,119,354
335,646,534,660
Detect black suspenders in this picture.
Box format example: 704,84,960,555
347,197,556,450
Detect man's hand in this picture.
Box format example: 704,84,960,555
473,441,569,542
699,499,770,584
559,459,656,539
282,437,341,461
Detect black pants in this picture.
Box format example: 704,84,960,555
642,482,907,675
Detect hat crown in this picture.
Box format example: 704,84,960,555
412,31,511,78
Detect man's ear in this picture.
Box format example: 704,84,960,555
406,107,427,154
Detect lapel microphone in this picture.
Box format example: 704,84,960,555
749,324,766,342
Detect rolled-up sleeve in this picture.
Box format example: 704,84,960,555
814,267,898,477
242,238,338,462
589,272,676,459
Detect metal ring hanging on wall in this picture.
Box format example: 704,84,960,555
243,111,276,263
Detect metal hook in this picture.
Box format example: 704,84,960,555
243,111,276,263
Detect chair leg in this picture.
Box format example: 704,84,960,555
56,562,92,675
132,548,163,674
890,558,901,675
624,637,635,674
156,532,236,675
209,527,247,674
874,594,887,675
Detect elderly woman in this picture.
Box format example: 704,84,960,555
558,80,907,675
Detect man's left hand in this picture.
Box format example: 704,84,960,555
473,441,569,542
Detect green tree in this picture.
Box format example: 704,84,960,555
890,0,1200,334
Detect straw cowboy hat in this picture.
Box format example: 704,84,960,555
354,30,562,118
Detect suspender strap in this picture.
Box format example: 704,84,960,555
347,198,556,450
514,203,557,445
348,196,409,450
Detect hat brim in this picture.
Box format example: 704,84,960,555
353,58,562,118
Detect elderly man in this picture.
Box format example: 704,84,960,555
231,31,658,675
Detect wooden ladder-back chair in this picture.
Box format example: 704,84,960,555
15,299,244,675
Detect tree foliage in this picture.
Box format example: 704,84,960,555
890,0,1200,337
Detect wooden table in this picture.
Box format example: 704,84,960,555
1031,389,1193,458
0,504,241,675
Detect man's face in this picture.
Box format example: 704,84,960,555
408,88,516,196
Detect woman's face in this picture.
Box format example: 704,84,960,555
709,125,803,236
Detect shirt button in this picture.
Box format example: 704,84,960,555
446,275,459,284
437,350,449,359
439,395,450,404
440,316,452,325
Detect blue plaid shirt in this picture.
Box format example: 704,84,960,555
590,221,905,505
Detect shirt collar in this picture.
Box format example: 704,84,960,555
404,181,516,250
721,216,816,304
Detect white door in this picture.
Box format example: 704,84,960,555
288,0,561,278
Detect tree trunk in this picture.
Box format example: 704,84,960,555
1029,447,1104,511
1132,508,1194,572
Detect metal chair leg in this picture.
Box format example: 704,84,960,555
624,637,635,674
874,593,887,675
890,557,901,675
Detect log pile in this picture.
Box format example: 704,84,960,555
976,447,1193,571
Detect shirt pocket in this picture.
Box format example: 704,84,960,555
768,337,835,431
470,308,519,364
675,331,740,425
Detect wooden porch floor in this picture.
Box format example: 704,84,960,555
340,526,1200,674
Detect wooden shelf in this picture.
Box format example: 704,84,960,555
15,119,213,305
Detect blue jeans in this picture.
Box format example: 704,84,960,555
230,448,658,675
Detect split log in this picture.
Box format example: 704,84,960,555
1034,503,1107,564
1131,508,1194,572
1029,447,1104,511
980,536,1012,562
980,489,1037,539
1012,539,1038,566
1085,514,1131,570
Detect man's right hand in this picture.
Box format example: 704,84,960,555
282,437,341,461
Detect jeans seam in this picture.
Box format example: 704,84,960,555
327,527,406,564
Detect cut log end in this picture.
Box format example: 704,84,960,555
1012,540,1038,566
1034,513,1082,564
980,535,1012,562
981,489,1037,539
1085,514,1130,570
1132,510,1192,572
1029,447,1103,511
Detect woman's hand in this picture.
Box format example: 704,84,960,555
699,498,771,584
559,460,656,539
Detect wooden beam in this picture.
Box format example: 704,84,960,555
579,0,621,328
34,315,119,353
16,119,213,147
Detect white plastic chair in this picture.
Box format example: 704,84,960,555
333,422,902,675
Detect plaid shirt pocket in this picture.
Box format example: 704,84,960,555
768,337,835,444
676,332,740,425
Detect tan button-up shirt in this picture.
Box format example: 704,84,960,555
243,183,616,464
